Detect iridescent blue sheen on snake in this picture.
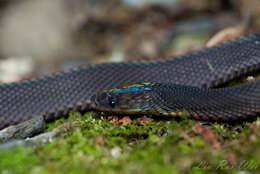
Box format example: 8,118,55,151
1,34,260,129
92,82,260,120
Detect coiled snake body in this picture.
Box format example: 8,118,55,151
1,34,260,129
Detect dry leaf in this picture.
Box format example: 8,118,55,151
137,116,153,125
227,152,238,167
118,116,132,125
206,25,247,48
107,116,119,124
249,125,260,136
94,136,105,146
192,123,221,149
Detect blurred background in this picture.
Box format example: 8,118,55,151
0,0,259,83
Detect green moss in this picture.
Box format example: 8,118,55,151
0,147,39,174
0,111,260,174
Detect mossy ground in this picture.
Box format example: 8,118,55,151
0,112,260,174
1,77,260,174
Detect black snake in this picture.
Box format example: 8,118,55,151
1,33,260,129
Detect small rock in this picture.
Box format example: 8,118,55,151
121,0,179,8
110,146,122,158
0,116,45,143
247,76,255,82
0,132,55,150
0,57,34,83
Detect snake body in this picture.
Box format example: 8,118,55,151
1,34,260,129
91,82,260,121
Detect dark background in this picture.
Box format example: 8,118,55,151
0,0,259,82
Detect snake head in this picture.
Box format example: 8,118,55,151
90,83,155,114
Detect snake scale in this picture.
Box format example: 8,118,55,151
1,33,260,129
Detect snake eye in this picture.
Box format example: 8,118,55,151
108,95,116,108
